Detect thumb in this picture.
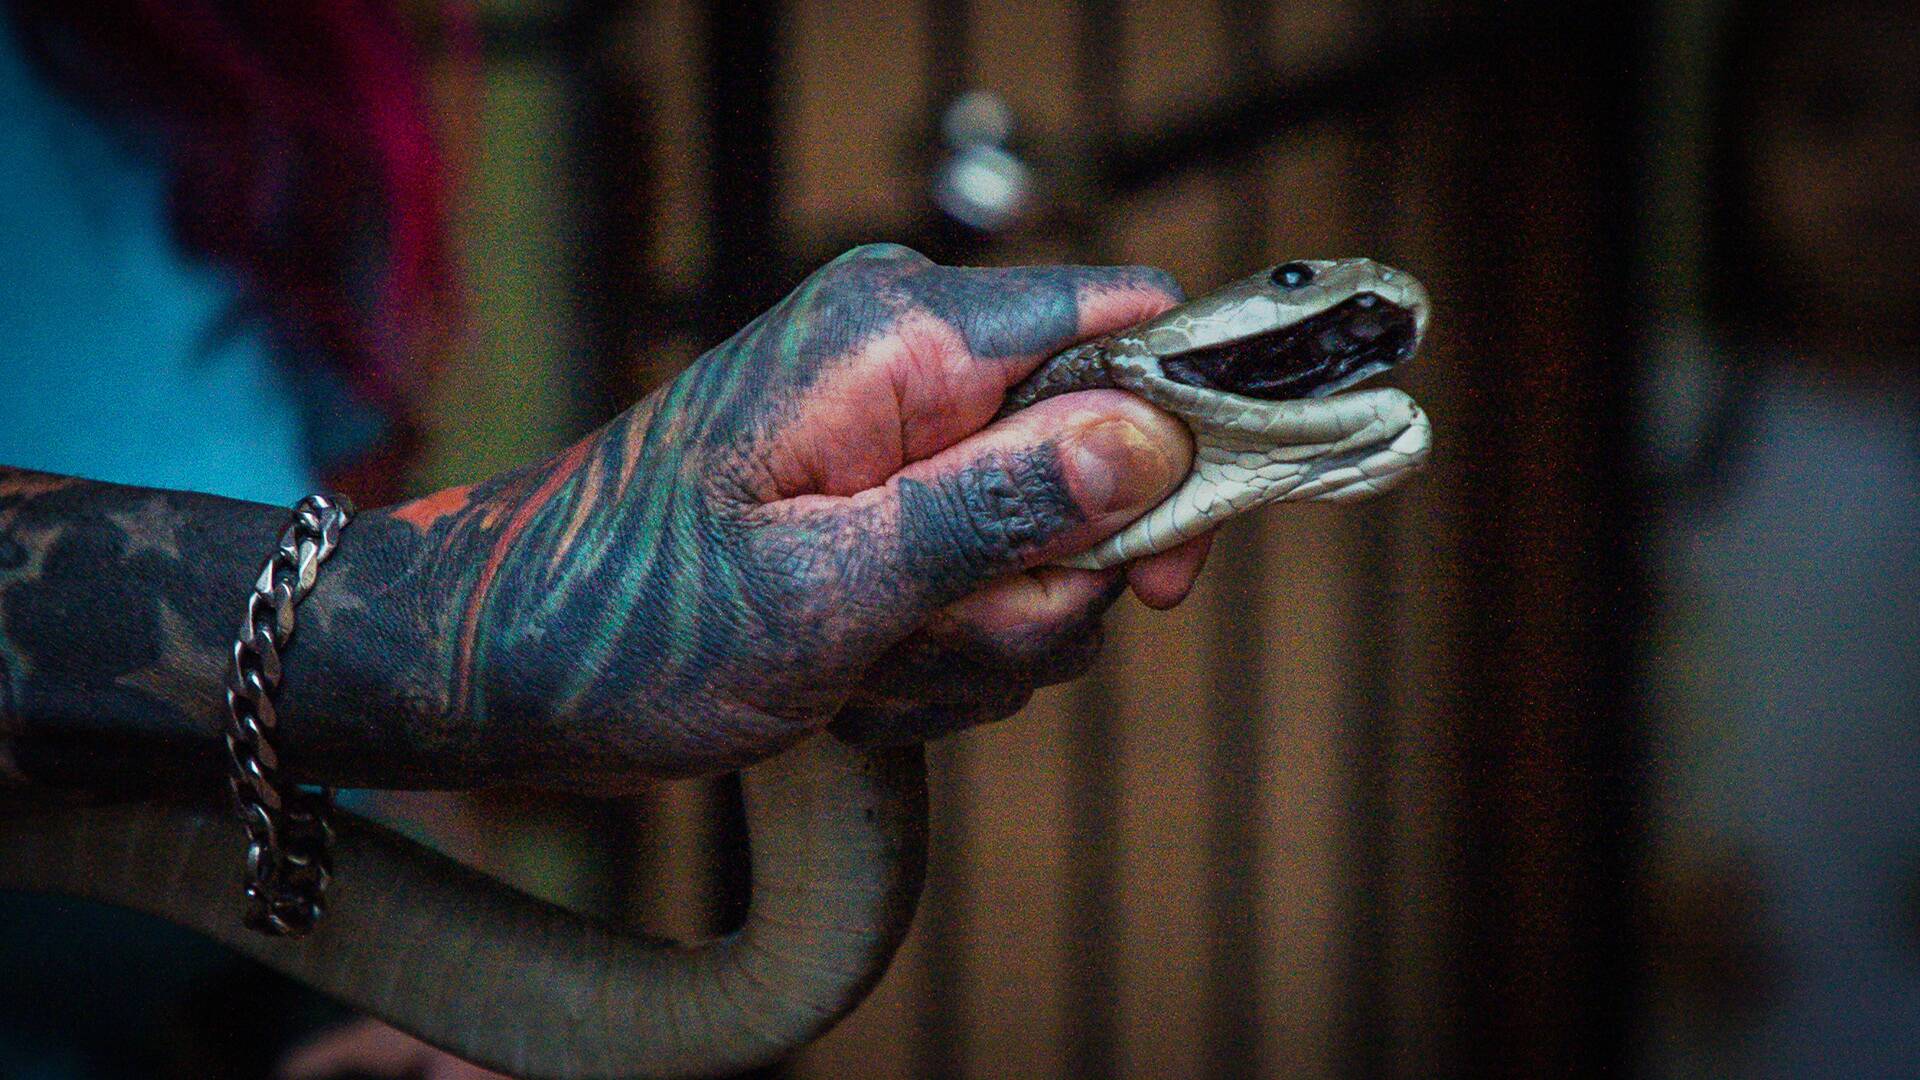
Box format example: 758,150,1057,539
839,389,1191,622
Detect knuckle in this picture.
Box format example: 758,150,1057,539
958,478,1042,560
806,246,930,327
898,457,1076,598
835,242,930,270
947,451,1077,559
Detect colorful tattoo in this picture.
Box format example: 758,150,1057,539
1,245,1180,791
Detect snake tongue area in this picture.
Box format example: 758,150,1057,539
1157,293,1420,400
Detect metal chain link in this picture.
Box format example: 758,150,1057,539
224,493,352,937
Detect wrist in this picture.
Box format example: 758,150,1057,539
273,501,455,788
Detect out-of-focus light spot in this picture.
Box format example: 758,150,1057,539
933,145,1032,233
931,89,1032,234
940,89,1016,149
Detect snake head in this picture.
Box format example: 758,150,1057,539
1109,257,1431,403
1058,259,1434,570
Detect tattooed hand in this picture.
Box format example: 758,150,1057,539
0,246,1207,793
345,245,1209,784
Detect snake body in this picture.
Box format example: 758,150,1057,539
0,258,1430,1079
0,740,926,1079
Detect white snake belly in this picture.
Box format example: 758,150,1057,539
1060,385,1432,569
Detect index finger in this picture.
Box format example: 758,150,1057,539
890,262,1185,462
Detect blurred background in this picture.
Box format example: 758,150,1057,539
6,0,1917,1076
405,0,1917,1076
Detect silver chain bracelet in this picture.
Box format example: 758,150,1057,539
224,493,352,937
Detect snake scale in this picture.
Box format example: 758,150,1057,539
0,258,1430,1079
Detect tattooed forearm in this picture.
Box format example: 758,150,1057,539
0,466,433,792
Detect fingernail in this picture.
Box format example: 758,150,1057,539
1071,418,1181,516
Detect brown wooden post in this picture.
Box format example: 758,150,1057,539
1435,7,1650,1077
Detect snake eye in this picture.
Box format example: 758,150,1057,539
1271,262,1315,289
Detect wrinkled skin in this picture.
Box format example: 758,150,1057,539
0,244,1209,794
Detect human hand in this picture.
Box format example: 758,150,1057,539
367,245,1209,785
278,1018,512,1080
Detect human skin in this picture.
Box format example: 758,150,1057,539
0,244,1210,794
278,1018,515,1080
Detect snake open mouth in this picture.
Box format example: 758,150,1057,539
1158,293,1420,400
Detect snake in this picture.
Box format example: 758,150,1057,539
1003,257,1431,567
0,258,1430,1079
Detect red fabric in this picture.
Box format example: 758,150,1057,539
10,0,472,499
